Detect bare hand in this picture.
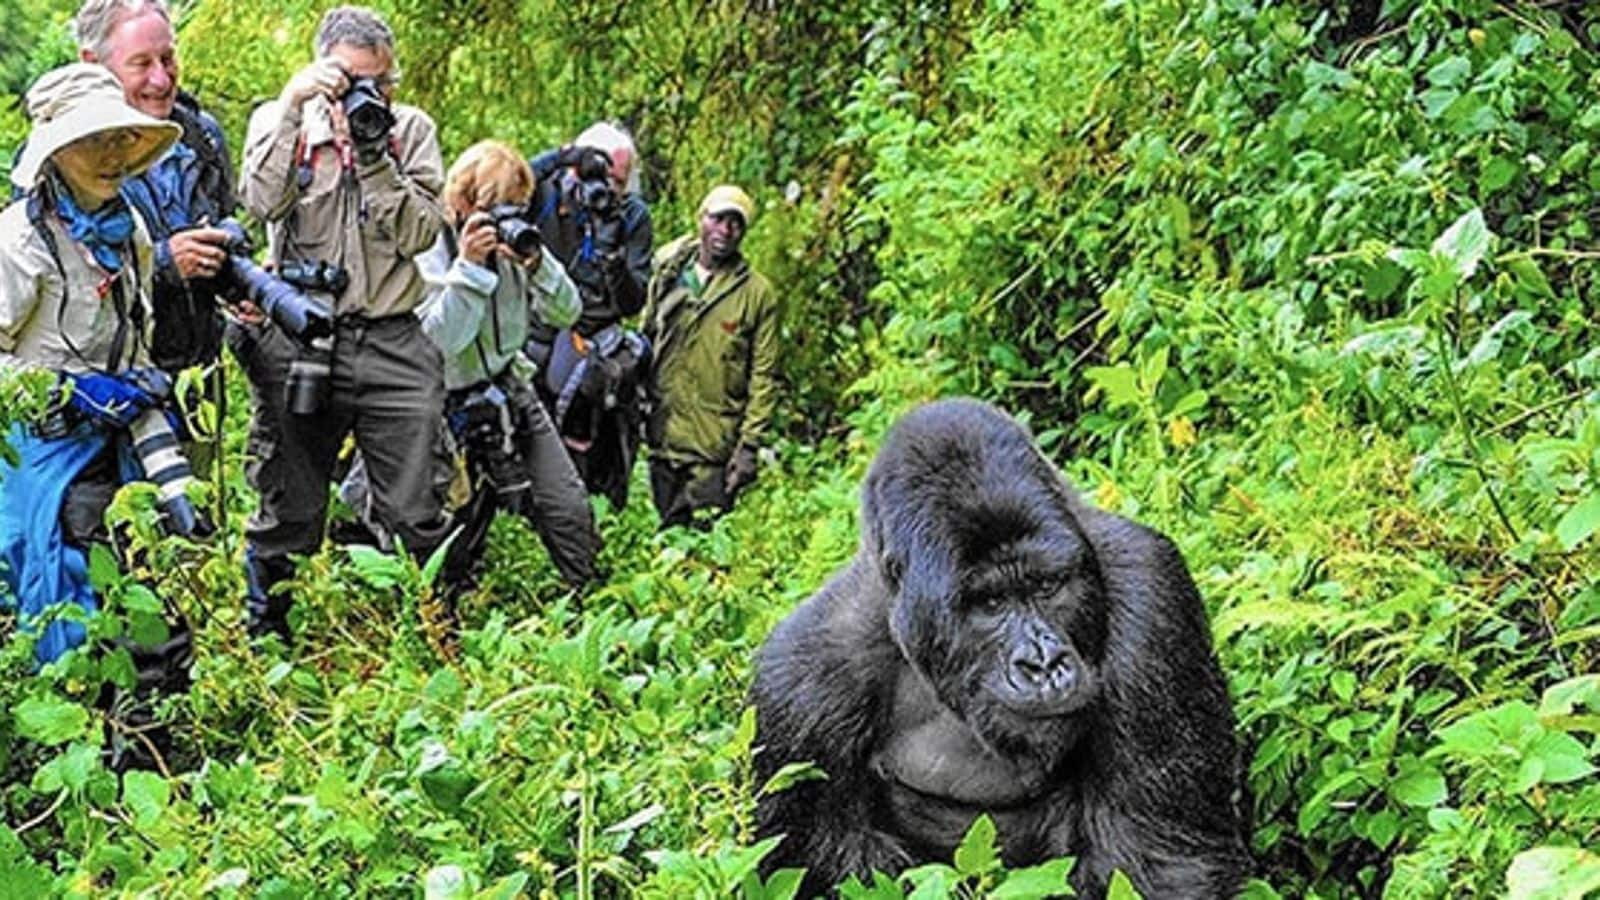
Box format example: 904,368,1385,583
281,58,349,108
233,300,267,325
459,214,498,266
168,227,232,280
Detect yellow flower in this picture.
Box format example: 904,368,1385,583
1168,415,1197,448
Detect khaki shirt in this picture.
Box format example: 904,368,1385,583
242,95,446,319
0,200,155,373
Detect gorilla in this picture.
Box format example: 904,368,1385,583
751,398,1250,898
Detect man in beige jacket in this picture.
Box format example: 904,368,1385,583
236,5,447,642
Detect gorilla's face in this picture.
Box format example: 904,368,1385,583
939,524,1106,763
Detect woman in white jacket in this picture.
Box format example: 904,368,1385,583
414,140,601,592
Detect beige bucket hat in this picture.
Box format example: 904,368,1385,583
10,63,181,189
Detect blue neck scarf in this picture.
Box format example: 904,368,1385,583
52,177,134,273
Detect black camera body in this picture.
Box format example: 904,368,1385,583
571,147,617,218
274,260,345,417
487,204,542,259
452,384,532,513
342,76,395,147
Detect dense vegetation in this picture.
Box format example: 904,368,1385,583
1,0,1597,897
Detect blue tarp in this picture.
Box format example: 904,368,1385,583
0,422,107,664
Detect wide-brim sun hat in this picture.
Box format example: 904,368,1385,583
699,184,756,225
10,63,181,189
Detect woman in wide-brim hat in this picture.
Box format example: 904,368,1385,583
0,62,183,666
2,61,181,373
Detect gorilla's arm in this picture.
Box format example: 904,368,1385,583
1071,508,1251,898
752,560,912,891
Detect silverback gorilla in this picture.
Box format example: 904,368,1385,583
751,399,1250,898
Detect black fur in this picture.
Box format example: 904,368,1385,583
751,398,1250,898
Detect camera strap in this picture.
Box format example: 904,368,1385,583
27,187,144,376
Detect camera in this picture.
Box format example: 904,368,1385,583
487,204,542,259
342,76,395,147
279,259,350,296
123,370,212,538
451,385,531,514
214,221,334,343
285,335,334,417
573,147,616,217
260,250,350,418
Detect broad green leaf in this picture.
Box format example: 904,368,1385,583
1425,55,1471,87
1430,208,1492,281
14,695,89,746
1106,870,1144,900
1506,847,1600,900
759,868,806,900
992,857,1075,898
952,815,999,876
1390,764,1447,807
1555,491,1600,551
1085,365,1141,411
346,545,406,589
1539,676,1600,717
1527,732,1595,785
122,770,170,828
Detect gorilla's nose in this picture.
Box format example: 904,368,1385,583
1011,640,1075,692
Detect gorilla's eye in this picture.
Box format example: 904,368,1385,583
965,592,1007,615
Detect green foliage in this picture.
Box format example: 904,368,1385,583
0,0,1596,897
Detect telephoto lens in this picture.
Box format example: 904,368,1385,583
128,409,211,538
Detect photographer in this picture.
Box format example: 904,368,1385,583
524,122,654,507
528,122,653,335
416,140,601,590
73,0,237,379
238,5,448,642
0,64,200,679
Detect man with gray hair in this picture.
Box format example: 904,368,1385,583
523,121,655,507
74,0,237,377
528,121,654,335
237,4,448,642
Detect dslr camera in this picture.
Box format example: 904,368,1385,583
568,146,616,218
450,385,532,514
342,76,395,147
486,204,542,259
276,261,350,417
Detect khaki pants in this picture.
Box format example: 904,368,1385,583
232,315,449,565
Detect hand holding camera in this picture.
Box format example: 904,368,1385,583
167,227,231,281
208,221,336,343
281,58,349,109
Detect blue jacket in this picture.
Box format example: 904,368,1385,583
528,149,653,335
119,93,237,374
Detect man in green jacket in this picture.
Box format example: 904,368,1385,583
642,185,781,528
